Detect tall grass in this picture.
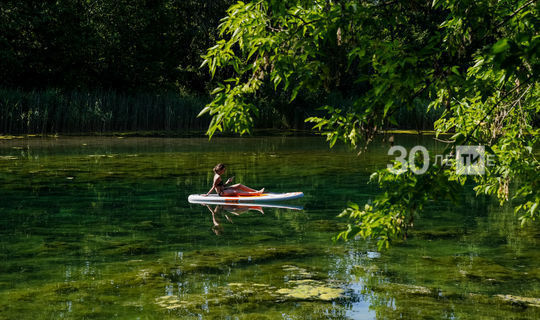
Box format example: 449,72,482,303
0,88,442,135
0,88,210,134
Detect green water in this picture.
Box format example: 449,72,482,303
0,136,539,319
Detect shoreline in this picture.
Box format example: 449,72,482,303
0,129,450,141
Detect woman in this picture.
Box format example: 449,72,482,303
205,163,264,196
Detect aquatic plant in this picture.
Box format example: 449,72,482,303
0,88,209,134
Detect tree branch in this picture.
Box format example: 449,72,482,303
496,0,535,28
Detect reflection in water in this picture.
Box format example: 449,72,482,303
206,204,262,235
198,202,303,235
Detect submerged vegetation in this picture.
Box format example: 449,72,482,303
0,137,539,318
0,136,539,318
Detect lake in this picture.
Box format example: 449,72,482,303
0,136,539,319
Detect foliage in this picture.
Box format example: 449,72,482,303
201,0,539,248
0,0,232,92
0,0,442,134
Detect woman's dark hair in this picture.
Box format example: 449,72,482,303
213,163,226,174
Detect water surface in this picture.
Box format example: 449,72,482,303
0,136,538,319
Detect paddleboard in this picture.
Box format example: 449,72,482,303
188,200,303,210
188,192,303,203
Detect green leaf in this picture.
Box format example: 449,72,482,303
197,106,211,117
492,38,510,54
347,201,360,210
383,100,393,117
211,86,223,95
329,134,338,148
531,202,538,216
289,87,299,102
247,46,259,60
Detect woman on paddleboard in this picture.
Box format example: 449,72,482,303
205,163,264,197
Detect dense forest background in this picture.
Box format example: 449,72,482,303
0,0,230,92
0,0,441,134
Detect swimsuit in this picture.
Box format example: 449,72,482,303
217,179,226,196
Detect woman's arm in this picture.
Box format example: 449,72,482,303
205,177,220,195
205,185,215,196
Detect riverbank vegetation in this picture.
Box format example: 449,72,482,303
0,0,227,133
0,88,442,134
1,0,443,135
0,88,209,134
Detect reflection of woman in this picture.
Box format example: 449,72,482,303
206,205,224,235
205,163,264,196
204,204,264,235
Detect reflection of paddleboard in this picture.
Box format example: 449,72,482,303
189,200,303,210
188,192,303,203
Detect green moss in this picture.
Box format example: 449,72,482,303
306,220,345,232
372,283,433,296
496,295,540,308
244,234,274,242
152,263,343,315
172,245,316,275
276,284,343,301
413,229,460,240
133,220,164,230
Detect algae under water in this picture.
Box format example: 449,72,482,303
0,136,538,319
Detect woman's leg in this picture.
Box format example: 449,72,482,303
229,183,256,192
220,188,264,196
230,184,264,193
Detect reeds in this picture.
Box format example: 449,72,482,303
0,88,210,134
0,88,442,135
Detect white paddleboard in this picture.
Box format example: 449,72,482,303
188,200,303,210
188,192,303,203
